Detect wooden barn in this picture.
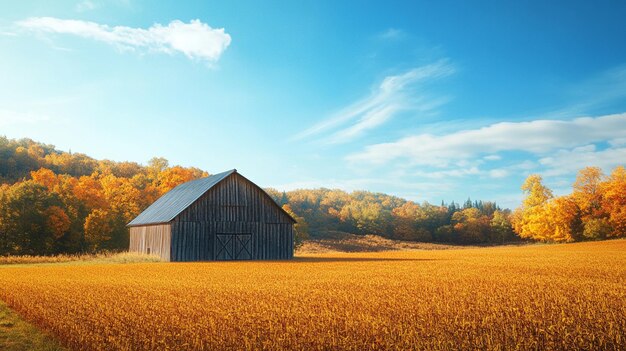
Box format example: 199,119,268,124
127,169,296,261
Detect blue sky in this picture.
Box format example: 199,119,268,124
1,1,626,208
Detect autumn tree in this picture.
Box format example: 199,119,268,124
392,202,420,240
451,208,490,243
46,206,71,240
84,209,114,250
392,202,433,241
156,166,207,195
572,167,610,239
572,167,606,220
282,204,309,248
543,196,579,242
582,218,612,240
490,210,514,243
601,166,626,237
511,175,553,241
0,181,65,255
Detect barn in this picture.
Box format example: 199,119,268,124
127,169,296,261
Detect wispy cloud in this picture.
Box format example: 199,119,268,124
75,0,98,12
535,64,626,119
347,112,626,167
539,144,626,176
16,17,231,63
376,28,405,41
330,104,401,141
292,60,455,143
271,176,453,195
413,166,480,179
0,109,52,127
483,155,501,161
488,169,509,178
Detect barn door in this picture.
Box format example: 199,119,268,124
234,234,252,260
215,234,252,260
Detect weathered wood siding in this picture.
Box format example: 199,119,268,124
129,224,172,261
171,173,294,261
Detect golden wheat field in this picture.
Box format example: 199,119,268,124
0,240,624,351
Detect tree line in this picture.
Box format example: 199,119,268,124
512,166,626,242
266,188,516,245
0,137,623,256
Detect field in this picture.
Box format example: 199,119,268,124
0,240,624,350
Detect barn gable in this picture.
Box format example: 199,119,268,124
174,172,295,224
127,169,235,227
128,170,295,227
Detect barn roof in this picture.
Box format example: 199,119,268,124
127,169,236,227
127,169,296,227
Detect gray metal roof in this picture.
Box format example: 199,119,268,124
127,169,236,227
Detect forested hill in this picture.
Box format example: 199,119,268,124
0,137,207,255
0,136,519,256
0,136,207,183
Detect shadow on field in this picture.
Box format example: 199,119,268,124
292,257,439,263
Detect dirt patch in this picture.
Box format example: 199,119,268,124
298,231,467,253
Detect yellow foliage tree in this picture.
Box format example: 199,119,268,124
543,196,578,242
512,175,554,241
572,167,606,222
601,166,626,237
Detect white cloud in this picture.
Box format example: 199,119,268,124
413,167,480,179
489,169,509,178
509,160,538,171
539,145,626,176
347,112,626,166
75,0,98,12
410,165,511,180
16,17,231,63
609,137,626,146
329,104,401,141
271,177,451,194
376,28,405,41
0,109,52,127
292,60,455,143
534,65,626,120
483,155,501,161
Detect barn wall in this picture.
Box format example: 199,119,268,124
129,224,172,261
171,221,294,261
171,173,294,261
